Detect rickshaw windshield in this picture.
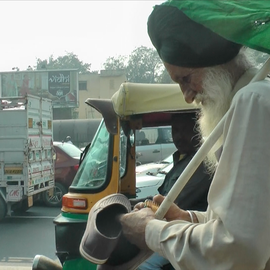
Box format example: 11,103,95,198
71,120,111,189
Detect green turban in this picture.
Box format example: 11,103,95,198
148,4,242,68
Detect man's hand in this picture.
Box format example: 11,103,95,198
119,207,155,250
153,194,189,221
133,195,191,222
121,195,193,250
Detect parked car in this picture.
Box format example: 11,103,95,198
136,154,173,176
136,162,173,200
135,126,176,165
42,141,82,207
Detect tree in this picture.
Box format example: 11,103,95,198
102,56,127,70
102,46,167,83
35,52,91,73
126,46,163,83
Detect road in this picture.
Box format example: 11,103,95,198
0,205,62,270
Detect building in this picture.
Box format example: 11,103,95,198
76,69,126,119
0,69,126,120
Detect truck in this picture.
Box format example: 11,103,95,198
0,94,54,221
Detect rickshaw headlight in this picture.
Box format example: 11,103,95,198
62,196,87,210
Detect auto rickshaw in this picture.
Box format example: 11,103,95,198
32,82,199,270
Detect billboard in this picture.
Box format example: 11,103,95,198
0,69,78,108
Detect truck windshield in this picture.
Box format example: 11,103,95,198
71,120,112,189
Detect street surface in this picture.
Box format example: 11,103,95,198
0,205,62,270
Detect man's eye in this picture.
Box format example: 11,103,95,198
182,76,191,84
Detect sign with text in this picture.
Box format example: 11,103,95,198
48,71,70,98
7,187,23,201
0,69,78,108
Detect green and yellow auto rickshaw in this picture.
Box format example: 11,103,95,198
32,82,199,270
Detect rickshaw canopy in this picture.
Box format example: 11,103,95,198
86,82,199,134
111,82,198,117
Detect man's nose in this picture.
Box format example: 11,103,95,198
179,85,195,104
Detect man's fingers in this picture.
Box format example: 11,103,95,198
134,202,145,210
153,194,165,204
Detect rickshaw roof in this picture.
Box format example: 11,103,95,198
111,82,198,117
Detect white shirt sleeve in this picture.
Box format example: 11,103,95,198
145,81,270,270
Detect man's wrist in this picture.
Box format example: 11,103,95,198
187,210,198,223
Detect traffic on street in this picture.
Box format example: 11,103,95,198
0,205,61,270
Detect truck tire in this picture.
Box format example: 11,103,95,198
12,199,29,213
42,182,67,207
0,196,7,221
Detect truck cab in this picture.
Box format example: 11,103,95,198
0,95,54,221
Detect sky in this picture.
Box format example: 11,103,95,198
0,0,163,72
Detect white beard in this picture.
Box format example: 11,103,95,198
194,66,234,174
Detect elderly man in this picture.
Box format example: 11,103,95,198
120,2,270,270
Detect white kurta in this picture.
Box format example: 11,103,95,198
145,75,270,269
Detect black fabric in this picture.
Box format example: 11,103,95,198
158,151,212,211
148,5,242,68
162,263,175,270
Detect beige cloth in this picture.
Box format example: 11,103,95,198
145,72,270,269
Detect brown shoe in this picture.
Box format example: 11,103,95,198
79,193,132,265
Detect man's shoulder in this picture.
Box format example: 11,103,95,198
234,79,270,103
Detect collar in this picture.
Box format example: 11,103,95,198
231,67,258,97
173,151,191,164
